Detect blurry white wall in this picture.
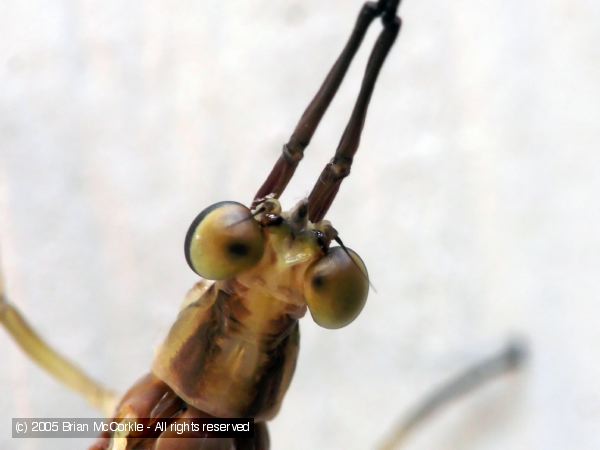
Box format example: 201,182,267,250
1,1,599,449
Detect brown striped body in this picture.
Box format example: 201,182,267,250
90,373,270,450
153,280,302,420
153,219,322,420
90,195,371,450
91,203,337,450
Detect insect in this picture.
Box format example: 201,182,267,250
0,1,525,449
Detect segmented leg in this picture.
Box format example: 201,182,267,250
90,373,269,450
0,264,116,414
253,0,397,206
307,1,401,222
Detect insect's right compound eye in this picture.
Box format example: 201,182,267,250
304,246,369,329
184,201,265,280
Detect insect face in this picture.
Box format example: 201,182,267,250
184,198,369,328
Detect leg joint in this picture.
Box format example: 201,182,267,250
361,2,381,20
378,0,401,25
282,143,304,165
328,157,353,181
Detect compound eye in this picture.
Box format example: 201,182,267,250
185,201,265,280
304,246,369,329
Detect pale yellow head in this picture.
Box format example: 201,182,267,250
184,199,369,329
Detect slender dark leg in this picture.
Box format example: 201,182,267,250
308,1,401,222
377,341,527,450
253,1,387,206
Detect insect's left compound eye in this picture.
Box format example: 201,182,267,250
304,246,369,329
185,201,265,280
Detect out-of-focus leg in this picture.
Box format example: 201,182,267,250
0,267,116,413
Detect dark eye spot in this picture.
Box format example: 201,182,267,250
228,242,249,258
312,275,326,290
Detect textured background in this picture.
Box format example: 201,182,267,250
1,1,599,449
